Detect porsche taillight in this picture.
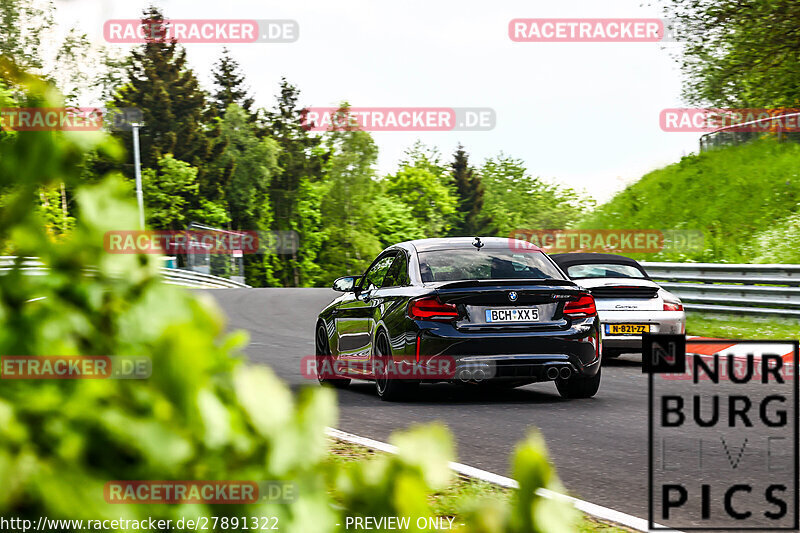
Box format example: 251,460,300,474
663,301,684,311
408,296,459,321
563,295,597,318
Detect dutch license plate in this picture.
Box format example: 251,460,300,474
485,308,539,323
607,324,650,335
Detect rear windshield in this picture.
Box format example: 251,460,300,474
565,263,647,279
418,250,565,282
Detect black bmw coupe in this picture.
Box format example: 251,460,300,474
315,237,602,400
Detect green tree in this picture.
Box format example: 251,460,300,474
264,78,327,286
216,104,281,286
481,154,592,236
288,179,326,285
372,195,426,248
448,144,492,237
665,0,800,107
143,154,229,230
0,0,53,72
95,47,130,103
51,28,94,105
398,141,448,182
383,166,457,237
211,48,255,117
217,105,278,229
318,108,382,283
141,154,196,229
0,0,102,105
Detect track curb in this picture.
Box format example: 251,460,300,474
326,427,683,533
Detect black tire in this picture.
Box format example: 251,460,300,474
556,367,601,399
374,332,417,401
316,323,350,388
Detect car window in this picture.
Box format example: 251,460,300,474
361,254,396,290
381,253,409,287
417,250,565,282
566,263,647,279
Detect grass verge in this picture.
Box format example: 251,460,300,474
327,438,634,532
686,312,799,340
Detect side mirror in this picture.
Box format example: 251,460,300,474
332,275,360,292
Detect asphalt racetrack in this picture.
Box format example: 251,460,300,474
208,288,797,529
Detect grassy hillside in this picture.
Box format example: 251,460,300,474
579,139,800,262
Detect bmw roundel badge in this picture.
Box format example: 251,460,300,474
508,291,518,302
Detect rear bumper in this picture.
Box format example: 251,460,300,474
412,318,601,381
598,310,685,351
452,354,578,382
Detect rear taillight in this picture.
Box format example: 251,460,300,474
408,296,459,321
663,301,683,312
563,295,597,318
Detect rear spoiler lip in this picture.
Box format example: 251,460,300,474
428,278,580,291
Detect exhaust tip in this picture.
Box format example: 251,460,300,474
458,369,473,382
559,367,572,380
546,367,559,380
473,369,486,382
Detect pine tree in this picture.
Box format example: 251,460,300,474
111,7,228,206
211,48,254,117
449,144,492,237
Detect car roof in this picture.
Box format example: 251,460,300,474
549,252,644,269
398,237,542,253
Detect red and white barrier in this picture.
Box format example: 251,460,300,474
686,337,796,364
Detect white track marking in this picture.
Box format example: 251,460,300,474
326,427,683,532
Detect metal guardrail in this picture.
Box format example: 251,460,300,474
161,268,250,289
641,262,800,318
0,256,250,289
699,111,800,151
5,256,799,312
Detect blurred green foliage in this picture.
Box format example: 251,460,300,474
0,62,578,532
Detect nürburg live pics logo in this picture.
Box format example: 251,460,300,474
646,334,799,530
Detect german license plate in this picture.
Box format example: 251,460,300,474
485,308,539,323
607,324,650,335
